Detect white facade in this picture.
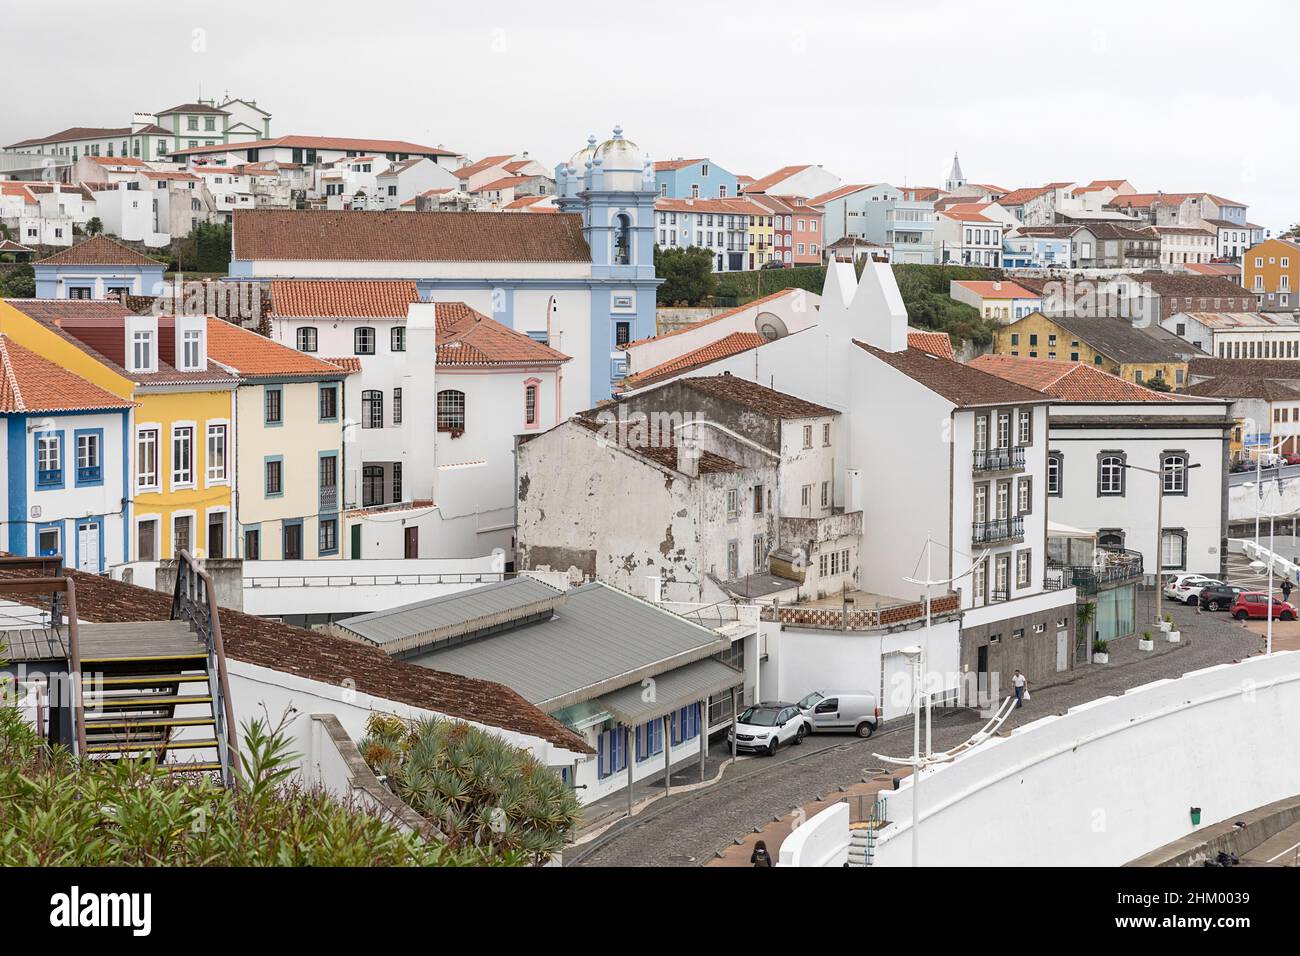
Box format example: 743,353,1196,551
935,211,1005,266
377,158,457,210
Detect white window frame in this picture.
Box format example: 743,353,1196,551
136,424,160,491
206,421,229,486
171,421,196,490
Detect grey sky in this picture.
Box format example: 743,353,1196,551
5,0,1295,229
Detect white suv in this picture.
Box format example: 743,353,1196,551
1163,574,1221,605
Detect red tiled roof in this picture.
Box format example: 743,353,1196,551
271,279,420,318
5,125,169,149
0,183,36,203
86,155,148,167
0,239,34,253
169,135,459,157
34,235,163,267
0,334,135,413
857,343,1046,408
400,188,454,206
0,562,590,754
624,288,811,349
503,195,550,210
953,280,1040,299
473,175,534,192
995,186,1053,207
654,197,770,216
570,416,740,476
808,184,874,205
322,356,362,373
140,170,201,182
741,165,812,194
451,155,515,179
653,158,706,172
907,330,954,360
677,374,837,420
206,318,348,379
625,331,768,387
967,354,1175,402
233,209,591,263
434,302,569,368
940,203,997,223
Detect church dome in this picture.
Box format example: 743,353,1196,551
594,125,641,170
569,134,599,172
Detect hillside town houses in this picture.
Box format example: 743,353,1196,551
2,98,1291,822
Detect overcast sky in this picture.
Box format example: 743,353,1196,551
6,0,1295,229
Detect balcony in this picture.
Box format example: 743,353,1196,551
320,484,338,514
972,446,1025,474
1045,547,1143,595
972,517,1024,545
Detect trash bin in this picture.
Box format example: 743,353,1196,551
1190,807,1202,826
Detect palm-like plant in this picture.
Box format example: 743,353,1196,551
360,713,580,864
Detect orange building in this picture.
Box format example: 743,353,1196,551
1244,237,1299,311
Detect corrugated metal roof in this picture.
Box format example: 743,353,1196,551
336,577,564,648
598,658,743,725
0,627,67,661
406,582,728,710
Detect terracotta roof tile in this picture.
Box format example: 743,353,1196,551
473,175,535,192
0,561,590,754
570,416,740,475
452,155,515,179
857,343,1047,407
234,209,591,263
968,354,1176,402
434,302,569,368
677,374,838,419
953,280,1040,299
741,164,812,193
271,280,420,318
652,158,706,172
5,125,169,149
808,184,874,205
322,356,362,373
35,235,163,267
907,330,954,360
0,335,135,413
169,135,459,157
626,331,768,387
206,318,348,379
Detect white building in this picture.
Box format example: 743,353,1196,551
268,280,569,560
935,204,1005,266
971,354,1231,579
1162,311,1300,360
376,157,457,210
654,197,767,272
742,164,841,199
1146,225,1216,270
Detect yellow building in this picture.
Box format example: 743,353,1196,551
1244,237,1299,311
0,300,238,561
739,199,775,269
992,310,1193,391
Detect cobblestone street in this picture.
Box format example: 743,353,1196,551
570,601,1263,866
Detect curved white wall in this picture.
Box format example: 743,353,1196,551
786,652,1300,866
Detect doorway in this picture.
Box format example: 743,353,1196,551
977,645,989,704
283,522,302,560
350,524,361,560
208,512,225,560
404,526,419,559
1056,628,1069,672
76,520,100,573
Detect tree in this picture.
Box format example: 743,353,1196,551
84,217,103,237
1280,224,1300,241
1144,377,1173,393
0,263,36,298
654,245,717,305
173,221,232,274
360,713,581,865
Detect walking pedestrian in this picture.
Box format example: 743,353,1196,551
1012,669,1028,709
1283,578,1293,604
750,839,773,867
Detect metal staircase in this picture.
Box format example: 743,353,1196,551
0,552,239,786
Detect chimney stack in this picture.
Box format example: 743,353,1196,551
677,433,700,479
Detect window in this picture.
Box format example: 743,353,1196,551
726,489,739,519
1016,551,1031,588
1162,451,1188,495
1047,452,1062,497
319,385,338,421
392,387,403,425
206,424,227,482
319,518,338,555
727,541,739,578
296,327,318,352
615,321,631,347
362,466,384,507
525,383,538,426
137,428,159,490
752,484,764,515
35,432,62,487
362,390,383,429
1098,453,1125,496
437,389,466,431
803,425,813,448
972,558,987,607
391,326,406,352
823,423,831,446
392,462,402,502
354,327,375,354
174,515,193,555
821,481,829,507
132,330,154,370
264,387,282,425
1017,476,1031,515
244,529,260,560
996,412,1010,448
75,431,101,485
1017,408,1032,445
753,534,767,570
1160,529,1187,570
181,329,202,370
265,458,283,497
172,426,194,486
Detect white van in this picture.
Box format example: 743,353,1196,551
797,691,881,738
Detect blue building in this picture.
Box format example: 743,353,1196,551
33,235,167,299
0,335,133,571
1003,227,1076,270
654,158,740,200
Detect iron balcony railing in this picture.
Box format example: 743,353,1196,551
972,446,1025,472
989,588,1010,603
1045,547,1144,595
972,517,1024,544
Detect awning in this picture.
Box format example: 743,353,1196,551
597,658,743,726
1048,520,1095,539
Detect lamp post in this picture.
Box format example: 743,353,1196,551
1123,461,1201,625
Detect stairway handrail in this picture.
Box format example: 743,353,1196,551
171,551,241,785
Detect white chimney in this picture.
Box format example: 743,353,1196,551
677,433,700,478
993,280,1002,291
404,302,438,500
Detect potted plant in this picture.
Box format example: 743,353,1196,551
1165,614,1181,643
1092,639,1110,664
1138,631,1154,651
1157,612,1173,633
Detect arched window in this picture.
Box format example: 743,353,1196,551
1161,452,1187,495
1098,530,1125,550
1160,529,1187,570
361,390,383,429
1098,453,1125,496
438,389,466,432
613,213,632,265
523,380,539,428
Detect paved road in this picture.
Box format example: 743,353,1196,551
1229,463,1300,486
570,603,1260,867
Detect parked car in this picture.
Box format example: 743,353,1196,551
1199,584,1252,611
1162,574,1220,605
1257,452,1286,469
760,260,787,270
1230,459,1253,473
1285,454,1300,466
727,702,810,756
1231,592,1297,621
797,690,881,738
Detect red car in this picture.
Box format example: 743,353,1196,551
1231,592,1297,621
1286,454,1300,466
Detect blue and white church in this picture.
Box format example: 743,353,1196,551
228,126,660,412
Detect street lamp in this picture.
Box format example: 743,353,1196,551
1123,461,1201,625
1242,483,1295,656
